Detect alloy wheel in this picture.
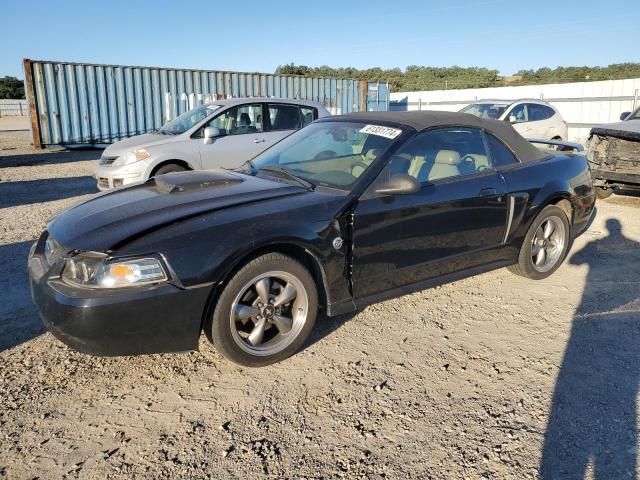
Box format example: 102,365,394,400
530,215,566,273
229,271,309,356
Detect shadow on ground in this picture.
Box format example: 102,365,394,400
0,148,103,167
0,241,44,352
540,219,640,479
0,176,98,208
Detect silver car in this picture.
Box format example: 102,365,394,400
94,98,330,190
460,99,568,141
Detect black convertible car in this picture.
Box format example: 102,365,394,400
28,111,595,366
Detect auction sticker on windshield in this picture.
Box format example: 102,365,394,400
360,125,402,139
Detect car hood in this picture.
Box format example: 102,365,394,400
591,119,640,141
103,133,180,157
48,170,308,251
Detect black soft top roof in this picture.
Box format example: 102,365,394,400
324,110,549,163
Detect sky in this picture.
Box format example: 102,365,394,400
1,0,639,79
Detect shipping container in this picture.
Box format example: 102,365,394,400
24,59,367,148
366,82,390,112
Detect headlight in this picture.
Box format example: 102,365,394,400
62,253,168,288
112,149,151,167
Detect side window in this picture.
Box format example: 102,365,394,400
508,104,528,123
528,104,555,121
300,106,317,127
195,104,263,137
268,104,302,131
388,127,491,184
485,134,518,167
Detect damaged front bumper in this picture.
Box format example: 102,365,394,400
587,129,640,189
28,235,211,356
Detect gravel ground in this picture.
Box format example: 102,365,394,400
1,130,639,479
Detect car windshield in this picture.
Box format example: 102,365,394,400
461,103,508,120
247,121,401,190
158,105,221,135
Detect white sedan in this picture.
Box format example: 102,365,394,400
94,98,330,190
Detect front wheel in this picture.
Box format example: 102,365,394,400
153,163,187,176
207,253,318,367
509,205,570,280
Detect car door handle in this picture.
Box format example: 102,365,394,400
480,188,497,197
253,138,266,143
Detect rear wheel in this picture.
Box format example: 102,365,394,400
595,186,613,199
207,253,318,367
509,205,570,280
153,163,187,176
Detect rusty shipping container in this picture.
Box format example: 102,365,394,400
24,59,366,148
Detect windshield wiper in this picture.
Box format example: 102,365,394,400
259,166,315,190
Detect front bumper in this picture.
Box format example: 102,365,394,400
94,163,146,191
591,167,640,188
28,240,211,356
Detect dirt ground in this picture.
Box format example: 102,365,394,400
1,130,639,479
0,116,29,132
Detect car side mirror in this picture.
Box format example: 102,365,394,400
620,111,630,121
203,127,221,144
374,174,421,196
509,115,517,124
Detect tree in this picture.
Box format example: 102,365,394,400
0,77,25,99
274,63,640,91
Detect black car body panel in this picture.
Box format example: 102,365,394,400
48,171,307,251
28,235,211,355
28,111,596,356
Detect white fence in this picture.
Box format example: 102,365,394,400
390,78,640,144
0,99,28,116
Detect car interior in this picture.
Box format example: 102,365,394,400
270,105,302,130
276,128,494,188
358,128,492,184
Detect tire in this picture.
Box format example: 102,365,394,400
207,253,318,367
153,163,187,176
508,205,571,280
595,186,613,199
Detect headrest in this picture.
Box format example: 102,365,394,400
388,155,411,175
239,113,251,126
435,150,461,165
364,148,382,161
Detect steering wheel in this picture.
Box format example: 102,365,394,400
350,161,370,177
313,150,337,160
457,154,476,174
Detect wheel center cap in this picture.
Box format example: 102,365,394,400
262,305,275,318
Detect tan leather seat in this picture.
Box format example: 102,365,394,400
428,150,461,181
468,154,490,170
362,148,382,165
352,148,384,178
408,155,426,178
